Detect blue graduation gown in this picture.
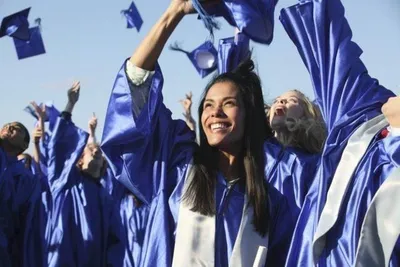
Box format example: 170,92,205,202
280,0,399,265
46,116,125,267
264,138,320,216
2,151,44,267
103,171,150,267
0,147,14,267
101,61,297,267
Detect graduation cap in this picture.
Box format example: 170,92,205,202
0,7,31,40
218,32,250,74
192,0,278,44
13,18,46,60
170,41,218,78
121,1,143,32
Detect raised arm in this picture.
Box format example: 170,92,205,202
88,113,98,144
47,82,88,193
101,1,200,204
280,0,395,131
129,1,192,70
30,102,47,175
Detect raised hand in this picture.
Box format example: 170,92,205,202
170,0,195,15
382,96,400,128
30,101,47,121
171,0,220,15
179,92,196,131
32,124,43,144
180,91,193,118
68,81,80,105
88,113,98,135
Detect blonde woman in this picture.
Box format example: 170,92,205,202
264,89,325,216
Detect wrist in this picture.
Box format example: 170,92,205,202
65,102,75,113
166,3,185,21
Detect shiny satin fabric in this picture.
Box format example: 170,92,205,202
280,0,398,266
0,147,14,267
101,61,296,267
200,0,278,44
45,116,125,267
217,32,250,74
313,115,388,262
355,136,400,267
104,174,150,267
1,150,44,267
264,138,319,216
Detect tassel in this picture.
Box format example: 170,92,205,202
191,0,220,37
34,18,42,31
169,42,189,54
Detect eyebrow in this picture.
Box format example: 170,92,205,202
204,96,238,103
274,96,299,101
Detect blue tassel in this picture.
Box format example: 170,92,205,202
191,0,220,37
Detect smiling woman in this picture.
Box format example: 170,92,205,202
101,1,296,266
185,58,271,238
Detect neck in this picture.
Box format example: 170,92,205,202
218,146,243,182
81,165,101,179
273,127,294,146
0,140,18,157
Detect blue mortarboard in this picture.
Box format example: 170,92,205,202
170,41,218,78
193,0,278,44
121,1,143,32
0,7,31,40
13,25,46,60
218,32,250,74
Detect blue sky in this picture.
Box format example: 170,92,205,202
0,0,399,152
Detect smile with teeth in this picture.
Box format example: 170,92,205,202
210,122,230,132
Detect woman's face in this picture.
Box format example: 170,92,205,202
269,91,305,129
201,81,246,150
81,144,104,177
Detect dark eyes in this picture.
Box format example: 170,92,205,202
204,101,236,109
224,101,235,106
204,102,212,108
273,98,298,104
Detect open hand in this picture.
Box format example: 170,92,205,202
68,81,80,105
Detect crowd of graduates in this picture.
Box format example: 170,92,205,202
1,0,400,266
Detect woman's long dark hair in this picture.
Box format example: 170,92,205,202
183,58,273,236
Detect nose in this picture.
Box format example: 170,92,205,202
210,105,225,118
278,99,286,104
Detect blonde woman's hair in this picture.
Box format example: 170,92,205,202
267,90,327,154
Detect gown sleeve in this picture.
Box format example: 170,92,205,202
101,60,196,205
279,0,395,132
46,114,89,195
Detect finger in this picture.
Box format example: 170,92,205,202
71,81,79,89
92,112,96,118
30,101,39,109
